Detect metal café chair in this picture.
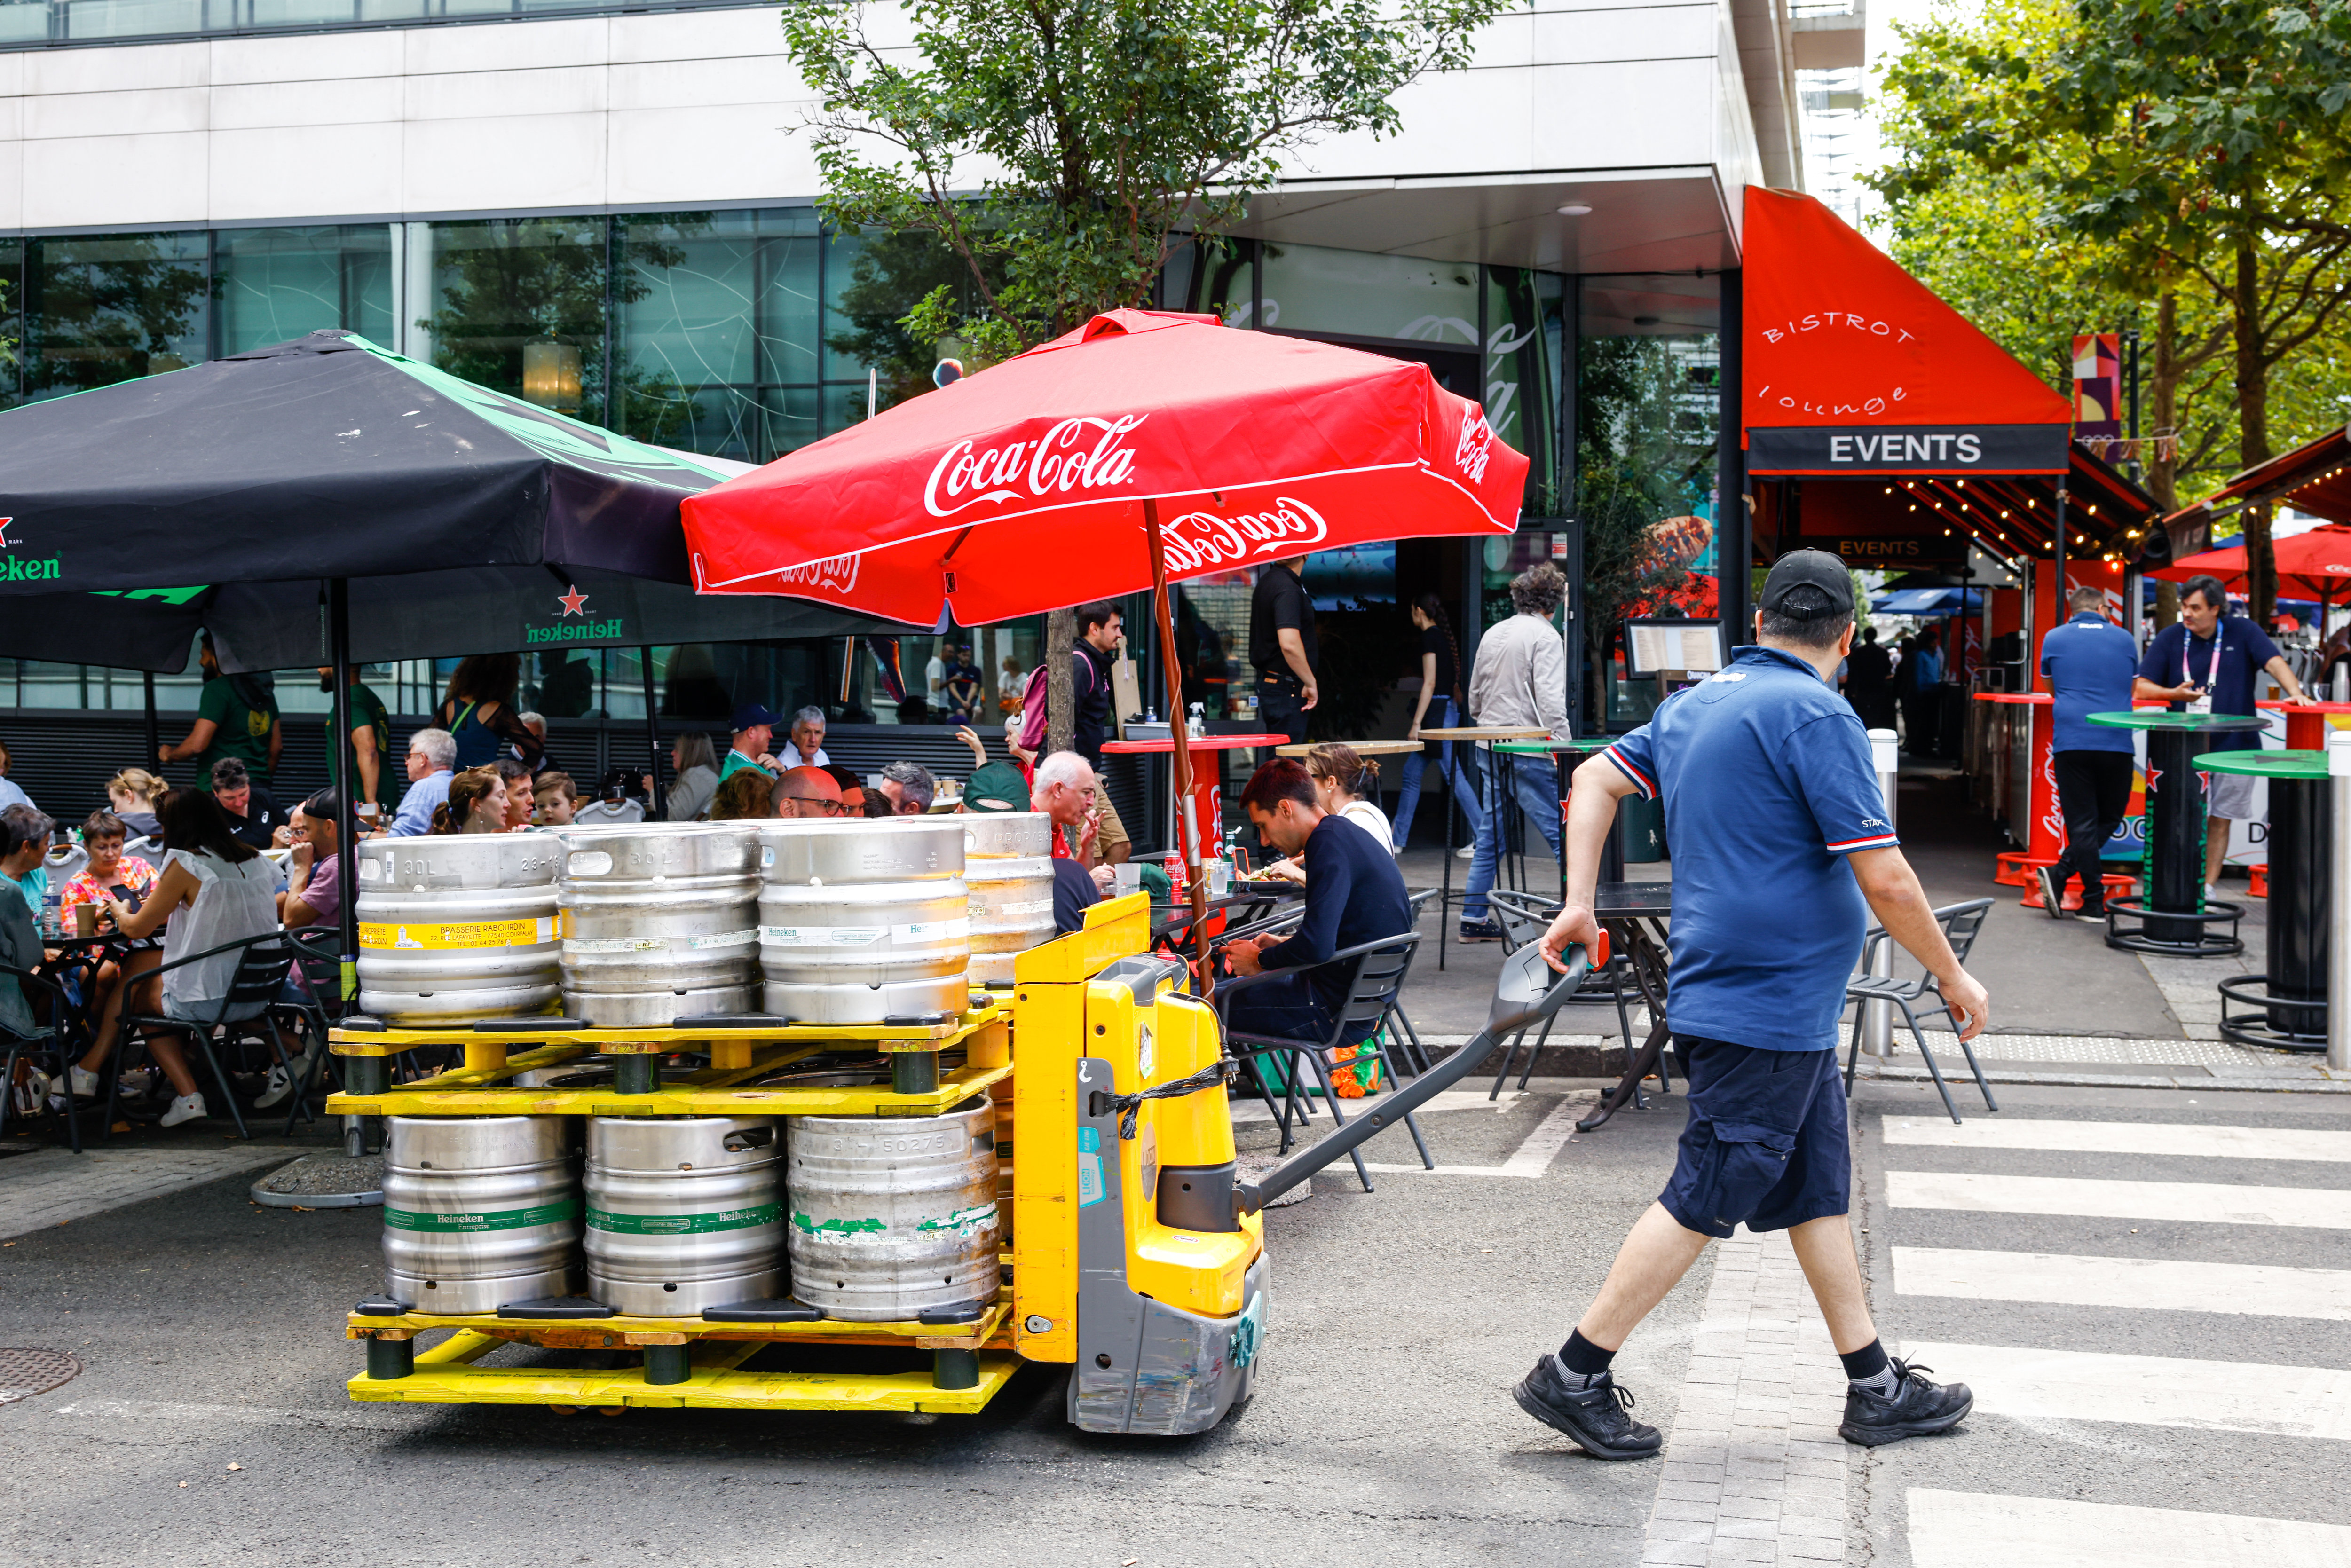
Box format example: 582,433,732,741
1842,897,1999,1125
109,933,310,1140
1483,888,1645,1099
0,959,84,1151
1215,932,1433,1191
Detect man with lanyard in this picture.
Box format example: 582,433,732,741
718,704,781,783
1519,551,1986,1460
2034,586,2140,921
1249,554,1318,745
2135,572,2313,897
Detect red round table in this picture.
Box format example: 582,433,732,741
2256,699,2351,752
1099,732,1283,856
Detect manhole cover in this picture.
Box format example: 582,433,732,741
0,1348,83,1405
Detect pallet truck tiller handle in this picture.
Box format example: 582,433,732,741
1232,933,1604,1217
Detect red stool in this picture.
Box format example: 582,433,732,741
2249,863,2269,899
1994,851,2048,888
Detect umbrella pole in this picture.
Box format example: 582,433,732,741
330,577,359,1006
640,645,667,819
1144,499,1211,990
142,672,159,768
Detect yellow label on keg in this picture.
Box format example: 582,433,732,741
356,916,557,951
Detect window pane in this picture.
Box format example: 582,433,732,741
0,1,47,42
19,661,88,708
1258,241,1479,347
824,229,966,406
757,217,822,387
819,231,869,384
762,385,821,460
57,0,203,39
423,216,607,425
216,224,394,355
25,231,209,402
246,0,362,25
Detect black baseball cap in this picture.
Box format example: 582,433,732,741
1759,550,1855,621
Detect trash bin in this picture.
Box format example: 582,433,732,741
1616,791,1665,863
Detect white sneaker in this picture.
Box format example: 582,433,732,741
69,1065,100,1099
254,1063,301,1111
1456,845,1476,859
2204,884,2221,903
159,1092,208,1128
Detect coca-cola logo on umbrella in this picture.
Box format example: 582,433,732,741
923,414,1148,519
1454,410,1496,485
773,553,860,595
1157,496,1331,574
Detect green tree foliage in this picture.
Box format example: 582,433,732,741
1869,0,2351,616
1575,336,1707,719
781,0,1518,363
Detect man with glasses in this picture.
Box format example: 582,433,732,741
772,766,846,819
387,729,458,838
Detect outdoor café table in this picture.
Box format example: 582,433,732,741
1098,731,1284,862
2257,698,2351,752
2199,749,2335,1050
1578,880,1675,1133
2089,709,2270,957
1420,725,1552,967
1270,739,1425,758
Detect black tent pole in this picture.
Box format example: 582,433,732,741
142,672,159,771
641,645,666,819
330,578,359,1001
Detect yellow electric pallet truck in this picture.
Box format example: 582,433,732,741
329,893,1592,1434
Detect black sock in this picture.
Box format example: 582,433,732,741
1838,1340,1889,1381
1559,1329,1615,1378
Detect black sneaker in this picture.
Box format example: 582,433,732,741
2071,902,2110,924
2033,865,2066,918
1512,1355,1662,1460
1839,1358,1973,1446
1458,919,1504,944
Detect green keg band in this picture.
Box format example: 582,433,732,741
585,1203,782,1235
382,1198,580,1233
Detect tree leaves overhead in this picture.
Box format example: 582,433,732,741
781,0,1515,362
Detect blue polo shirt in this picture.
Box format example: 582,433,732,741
2038,612,2139,754
1602,645,1897,1052
2138,617,2282,751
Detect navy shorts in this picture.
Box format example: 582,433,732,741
1658,1034,1850,1240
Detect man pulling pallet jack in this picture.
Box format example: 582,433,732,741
1523,552,1991,1458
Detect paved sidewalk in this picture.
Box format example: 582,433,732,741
0,1147,287,1241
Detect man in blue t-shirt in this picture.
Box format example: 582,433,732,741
2035,585,2142,921
2134,572,2313,895
1513,551,1986,1462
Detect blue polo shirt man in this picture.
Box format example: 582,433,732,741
1509,550,1987,1463
2133,572,2312,893
2035,588,2140,919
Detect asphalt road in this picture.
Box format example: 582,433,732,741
0,1087,1711,1568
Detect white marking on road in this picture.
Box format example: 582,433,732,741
0,1148,286,1240
1228,1089,1536,1126
1359,1094,1594,1176
1883,1116,2351,1163
1885,1170,2351,1229
1899,1341,2351,1442
1893,1247,2351,1321
50,1397,421,1431
1907,1488,2351,1567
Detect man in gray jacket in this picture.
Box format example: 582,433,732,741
1461,564,1571,940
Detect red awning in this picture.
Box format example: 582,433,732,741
2167,424,2351,540
1742,188,2071,477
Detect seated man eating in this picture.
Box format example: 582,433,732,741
1224,758,1413,1044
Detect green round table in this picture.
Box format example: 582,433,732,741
2196,749,2334,1048
1495,739,1610,884
2086,710,2269,955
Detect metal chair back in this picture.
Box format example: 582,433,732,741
1937,898,1994,967
1336,935,1419,1037
1486,889,1557,951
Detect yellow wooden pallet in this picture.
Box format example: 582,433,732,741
349,1296,1012,1352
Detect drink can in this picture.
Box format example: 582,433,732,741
1162,851,1187,903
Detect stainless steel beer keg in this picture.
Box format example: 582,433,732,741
556,823,760,1026
355,835,563,1023
584,1116,784,1314
756,819,970,1023
960,811,1054,986
382,1115,578,1313
785,1098,1000,1322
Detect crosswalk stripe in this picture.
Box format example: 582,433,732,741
1898,1341,2351,1442
1884,1170,2351,1229
1882,1116,2351,1163
1893,1246,2351,1321
1906,1488,2351,1567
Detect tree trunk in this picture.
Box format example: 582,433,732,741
2232,232,2277,623
1045,607,1076,758
2147,290,2182,513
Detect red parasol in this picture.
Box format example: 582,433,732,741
681,307,1528,980
2152,523,2351,607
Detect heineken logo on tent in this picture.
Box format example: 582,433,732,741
527,616,624,644
557,584,589,616
0,521,60,581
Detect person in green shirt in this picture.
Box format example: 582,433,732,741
316,665,391,815
160,634,281,791
716,703,781,783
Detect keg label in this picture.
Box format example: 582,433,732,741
686,928,760,950
914,1203,999,1236
562,936,667,953
586,1203,781,1235
761,924,884,946
789,1211,888,1238
359,917,557,951
991,898,1053,918
383,1198,580,1232
895,917,970,942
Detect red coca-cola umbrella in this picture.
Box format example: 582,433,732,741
682,308,1528,965
2153,523,2351,607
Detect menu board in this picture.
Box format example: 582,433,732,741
1625,620,1728,676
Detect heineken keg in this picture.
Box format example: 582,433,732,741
961,812,1054,986
355,836,563,1023
382,1116,578,1313
786,1098,1000,1322
556,824,760,1027
584,1117,784,1315
757,819,970,1024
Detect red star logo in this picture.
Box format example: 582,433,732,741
0,518,15,548
556,584,589,616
